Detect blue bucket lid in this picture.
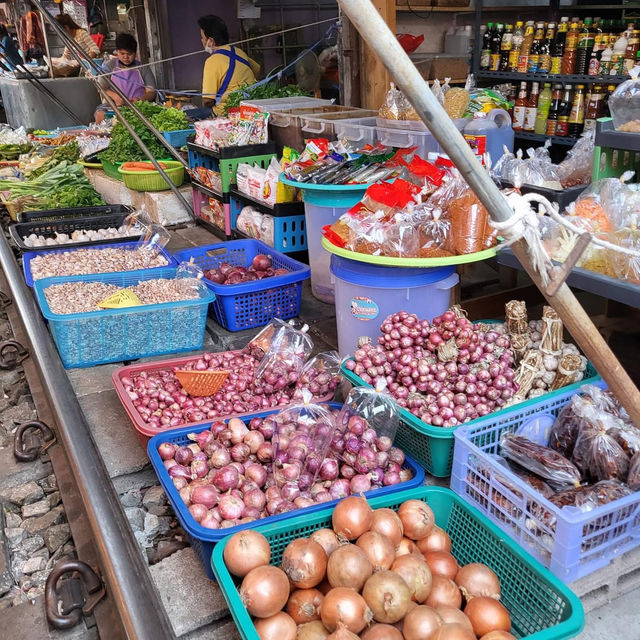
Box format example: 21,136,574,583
330,254,455,287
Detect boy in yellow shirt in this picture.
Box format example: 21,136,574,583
198,15,260,116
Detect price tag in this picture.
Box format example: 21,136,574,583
98,289,142,309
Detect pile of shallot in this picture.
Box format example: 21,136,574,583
157,409,412,529
223,495,515,640
345,309,517,428
203,254,289,285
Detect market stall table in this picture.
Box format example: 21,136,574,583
0,76,100,129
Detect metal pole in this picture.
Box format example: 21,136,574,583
31,0,187,167
31,1,194,218
0,44,84,125
336,0,640,426
0,234,176,640
38,10,53,78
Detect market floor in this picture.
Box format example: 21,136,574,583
578,589,640,640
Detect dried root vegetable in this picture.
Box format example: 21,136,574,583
550,354,582,391
511,350,543,403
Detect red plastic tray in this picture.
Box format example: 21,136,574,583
112,350,334,445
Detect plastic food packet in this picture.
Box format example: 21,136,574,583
573,479,633,511
419,207,454,257
379,83,408,120
259,213,275,247
609,219,640,285
337,381,400,445
294,350,342,401
272,390,336,492
609,66,640,132
382,211,421,257
175,261,208,297
444,88,471,119
556,130,595,187
448,188,497,254
431,79,445,106
136,222,170,266
628,452,640,490
244,318,292,360
500,433,582,490
256,323,313,391
572,415,630,482
608,422,640,458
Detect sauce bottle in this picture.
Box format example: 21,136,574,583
556,85,573,136
584,84,604,132
512,81,528,131
551,18,568,74
624,29,640,73
524,82,540,132
500,24,513,71
539,23,555,73
611,26,630,75
602,84,616,117
534,83,553,134
562,22,580,74
518,22,535,73
546,84,563,136
481,22,493,70
510,21,524,72
600,37,614,75
490,23,504,71
568,84,586,137
527,22,546,73
575,17,594,75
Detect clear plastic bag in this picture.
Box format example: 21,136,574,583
609,66,640,132
244,318,293,360
256,322,313,391
294,351,342,400
556,130,595,188
272,390,337,493
136,221,170,266
628,452,640,490
382,211,421,257
175,261,209,297
573,479,633,511
379,83,409,120
500,433,582,490
443,88,471,119
448,188,497,254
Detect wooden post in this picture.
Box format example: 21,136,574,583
359,0,395,109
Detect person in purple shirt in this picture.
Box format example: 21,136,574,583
95,32,156,123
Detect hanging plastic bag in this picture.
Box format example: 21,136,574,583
256,322,313,390
608,66,640,132
271,390,336,495
499,433,582,490
294,351,342,400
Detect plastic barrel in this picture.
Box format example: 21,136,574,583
330,254,459,357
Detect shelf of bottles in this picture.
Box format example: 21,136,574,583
477,70,627,85
512,131,578,146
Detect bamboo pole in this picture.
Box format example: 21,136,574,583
336,0,640,425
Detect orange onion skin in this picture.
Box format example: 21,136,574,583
397,500,435,540
436,606,475,634
286,588,324,624
401,605,443,640
433,622,476,640
223,530,270,577
416,526,452,555
332,496,373,541
425,576,462,609
391,554,433,602
310,529,340,557
326,544,373,590
320,587,372,634
254,612,296,640
455,563,501,600
464,597,512,638
396,537,417,557
362,570,411,624
480,631,517,640
281,538,327,588
370,508,404,547
424,551,459,580
357,531,396,572
240,565,289,618
296,620,330,640
361,623,404,640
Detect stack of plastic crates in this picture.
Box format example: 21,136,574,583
187,139,277,240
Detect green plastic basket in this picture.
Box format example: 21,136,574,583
100,158,123,181
211,486,584,640
342,359,600,478
118,161,185,192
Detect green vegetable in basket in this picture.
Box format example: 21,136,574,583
151,107,189,132
29,141,80,179
0,143,33,160
224,82,310,114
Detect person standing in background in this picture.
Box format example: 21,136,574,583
55,13,100,59
0,24,23,68
198,14,260,116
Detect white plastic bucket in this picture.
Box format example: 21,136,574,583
331,255,459,357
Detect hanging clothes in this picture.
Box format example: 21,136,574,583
19,11,45,61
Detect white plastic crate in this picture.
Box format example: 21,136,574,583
451,382,640,583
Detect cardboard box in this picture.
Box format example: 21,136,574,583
428,56,469,80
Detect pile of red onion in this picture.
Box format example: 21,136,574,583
203,254,289,285
122,350,321,429
344,310,517,427
158,407,412,529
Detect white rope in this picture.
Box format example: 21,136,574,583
96,18,339,80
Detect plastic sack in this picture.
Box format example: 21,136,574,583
271,390,336,491
256,322,313,391
419,206,454,258
628,452,640,490
294,351,342,400
556,130,595,187
609,66,640,132
572,415,630,482
382,211,421,258
500,433,581,490
236,205,263,240
259,213,275,247
608,422,640,458
609,221,640,285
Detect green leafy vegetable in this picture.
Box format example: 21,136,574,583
224,82,310,114
151,107,189,132
29,141,80,179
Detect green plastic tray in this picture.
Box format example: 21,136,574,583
211,486,584,640
322,235,497,267
342,359,600,477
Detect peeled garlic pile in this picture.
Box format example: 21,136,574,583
22,225,137,248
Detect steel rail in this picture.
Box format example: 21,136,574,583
30,1,194,218
0,233,176,640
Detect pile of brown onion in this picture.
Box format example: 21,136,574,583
223,496,515,640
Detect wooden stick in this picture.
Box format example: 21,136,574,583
337,0,640,425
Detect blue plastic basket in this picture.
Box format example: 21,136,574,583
162,127,195,148
23,241,178,288
175,240,310,331
451,381,640,583
147,401,425,579
34,268,215,368
229,196,307,253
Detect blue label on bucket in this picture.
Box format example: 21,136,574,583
350,296,379,321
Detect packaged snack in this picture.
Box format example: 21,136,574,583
444,88,471,119
448,188,497,254
272,390,336,491
236,206,263,239
556,130,594,187
608,66,640,132
379,83,409,120
573,479,633,511
500,433,582,490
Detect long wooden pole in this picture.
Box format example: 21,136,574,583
337,0,640,425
